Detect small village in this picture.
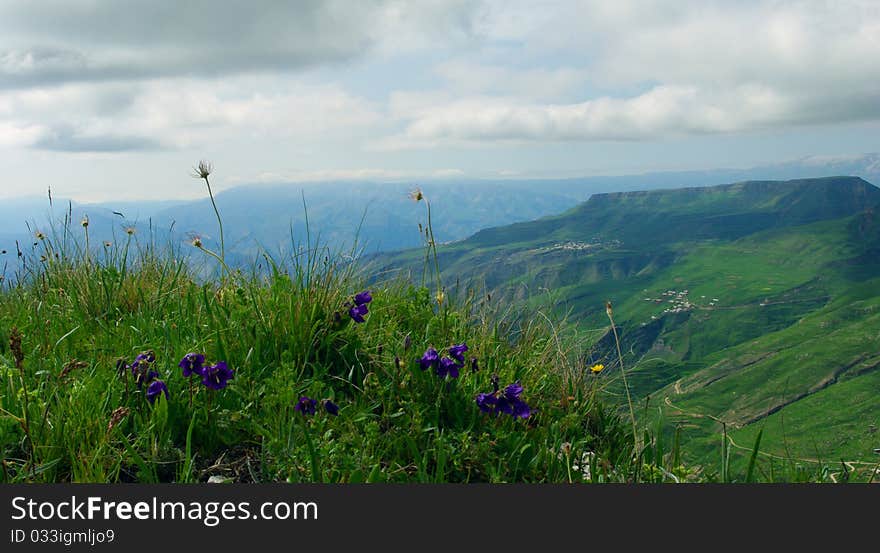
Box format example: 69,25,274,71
643,289,720,319
536,238,623,254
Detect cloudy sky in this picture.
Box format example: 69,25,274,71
1,0,879,201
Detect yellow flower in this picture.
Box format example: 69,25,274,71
590,363,605,374
436,289,445,306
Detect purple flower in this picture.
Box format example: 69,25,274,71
496,395,531,419
475,379,531,419
201,361,234,390
419,348,440,371
135,369,159,389
295,396,317,415
130,351,155,376
448,343,468,364
349,303,369,323
475,392,497,413
354,290,372,306
323,399,339,416
504,381,524,400
134,351,155,365
436,356,461,379
146,380,169,403
179,352,205,378
511,399,531,419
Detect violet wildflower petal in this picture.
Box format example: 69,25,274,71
201,361,234,390
419,348,439,371
349,303,369,323
496,396,514,416
295,396,317,415
146,380,169,403
437,357,461,378
448,343,468,363
354,290,372,306
179,352,205,378
323,399,339,416
133,351,155,366
511,399,531,419
504,381,524,400
475,392,497,413
136,370,160,389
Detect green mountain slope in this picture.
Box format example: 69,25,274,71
371,176,880,465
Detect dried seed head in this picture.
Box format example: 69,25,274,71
605,300,613,318
80,215,89,228
9,327,24,369
191,236,203,249
124,226,136,236
107,407,131,432
59,359,88,380
409,187,424,202
35,231,46,240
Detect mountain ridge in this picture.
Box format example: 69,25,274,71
369,175,880,465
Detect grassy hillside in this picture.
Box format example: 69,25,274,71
370,177,880,470
3,175,877,483
0,215,679,483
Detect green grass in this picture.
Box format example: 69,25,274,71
0,214,666,483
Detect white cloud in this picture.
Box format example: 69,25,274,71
384,0,880,145
1,0,880,200
0,121,43,147
0,1,481,88
0,77,383,152
433,59,585,99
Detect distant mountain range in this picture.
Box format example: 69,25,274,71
371,176,880,466
2,152,879,268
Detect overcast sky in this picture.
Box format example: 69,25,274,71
1,0,879,201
